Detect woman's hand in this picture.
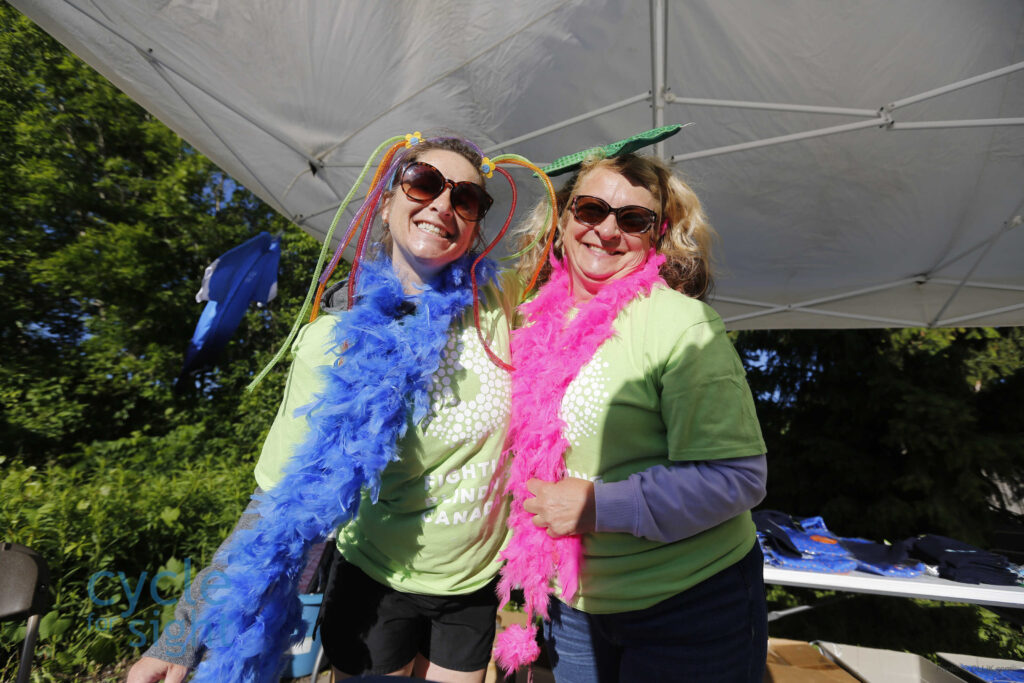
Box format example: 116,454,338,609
126,657,189,683
524,478,596,537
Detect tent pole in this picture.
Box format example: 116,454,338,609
930,279,1024,293
650,0,668,160
889,61,1024,111
58,1,329,219
140,49,301,215
724,307,925,328
892,118,1024,130
932,216,1023,274
57,3,322,171
792,308,924,326
725,278,922,309
297,202,360,227
718,277,920,310
927,211,1024,327
672,117,882,162
718,278,922,326
483,92,651,152
937,303,1024,327
666,95,875,118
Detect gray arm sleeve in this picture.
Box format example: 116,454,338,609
593,455,767,543
142,489,263,667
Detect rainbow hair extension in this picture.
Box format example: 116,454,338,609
247,134,405,390
492,153,558,298
469,154,557,371
250,134,557,389
310,140,406,319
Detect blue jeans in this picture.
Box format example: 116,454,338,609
542,543,767,683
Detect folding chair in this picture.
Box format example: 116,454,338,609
0,542,52,683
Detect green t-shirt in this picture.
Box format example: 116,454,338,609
253,281,515,595
558,285,766,613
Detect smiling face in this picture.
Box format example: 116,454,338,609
562,167,658,303
382,149,482,290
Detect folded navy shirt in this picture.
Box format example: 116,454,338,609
906,534,1018,586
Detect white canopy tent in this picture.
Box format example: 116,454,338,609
11,0,1024,329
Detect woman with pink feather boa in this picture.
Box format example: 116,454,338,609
493,152,769,683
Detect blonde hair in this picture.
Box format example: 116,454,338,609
515,153,716,299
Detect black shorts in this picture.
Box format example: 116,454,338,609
318,549,499,675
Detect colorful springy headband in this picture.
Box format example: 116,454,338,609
248,133,557,388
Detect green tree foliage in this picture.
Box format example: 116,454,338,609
735,327,1024,657
0,5,330,678
0,4,325,465
1,2,327,464
734,327,1024,544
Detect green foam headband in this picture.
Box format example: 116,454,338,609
541,124,688,177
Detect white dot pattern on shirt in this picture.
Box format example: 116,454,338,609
560,355,611,447
424,326,510,445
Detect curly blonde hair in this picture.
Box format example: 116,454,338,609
515,153,716,299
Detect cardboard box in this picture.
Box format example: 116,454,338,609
765,638,860,682
816,641,967,683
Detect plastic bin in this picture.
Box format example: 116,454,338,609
282,592,323,679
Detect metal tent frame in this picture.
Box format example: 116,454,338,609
10,0,1024,329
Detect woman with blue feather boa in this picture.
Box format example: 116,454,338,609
127,134,549,683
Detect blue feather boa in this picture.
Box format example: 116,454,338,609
191,254,496,682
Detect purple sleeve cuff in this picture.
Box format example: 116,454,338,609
593,477,640,535
593,454,767,543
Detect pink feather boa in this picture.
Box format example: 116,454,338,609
493,251,666,674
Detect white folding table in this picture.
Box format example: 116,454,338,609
763,566,1024,621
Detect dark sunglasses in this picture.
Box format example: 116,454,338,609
569,195,658,234
398,161,494,222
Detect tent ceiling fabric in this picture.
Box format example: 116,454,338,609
12,0,1024,329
